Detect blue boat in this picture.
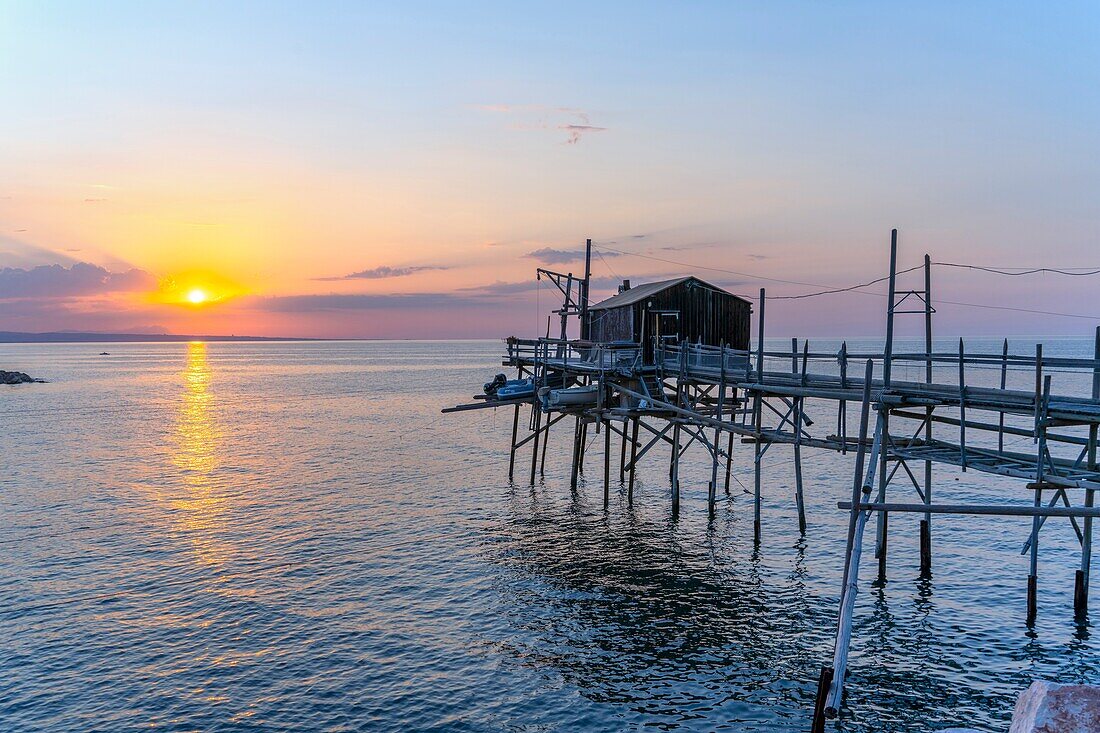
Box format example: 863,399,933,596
495,378,536,400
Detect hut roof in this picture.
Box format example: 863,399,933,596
589,276,749,310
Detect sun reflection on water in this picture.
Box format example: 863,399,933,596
171,341,231,566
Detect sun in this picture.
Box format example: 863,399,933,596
187,288,208,305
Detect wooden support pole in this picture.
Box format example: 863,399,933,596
792,341,808,533
628,417,639,503
603,418,611,508
540,412,550,477
724,430,734,495
671,421,681,517
794,397,807,534
753,288,765,543
508,403,521,481
876,230,898,584
529,403,542,486
576,413,585,488
619,417,628,483
753,399,763,544
579,420,588,474
709,353,727,517
998,338,1009,454
921,253,933,576
839,341,848,456
811,666,835,733
876,407,890,585
1034,343,1044,441
959,339,968,471
1077,326,1100,615
825,360,876,718
1028,484,1040,625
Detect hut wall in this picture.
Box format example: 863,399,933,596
630,280,750,350
588,305,633,343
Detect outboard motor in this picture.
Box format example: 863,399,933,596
483,373,507,395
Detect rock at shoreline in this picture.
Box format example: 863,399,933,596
0,370,44,384
1010,681,1100,733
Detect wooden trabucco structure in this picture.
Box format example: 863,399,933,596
586,276,752,360
442,231,1100,729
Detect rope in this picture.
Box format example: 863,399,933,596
935,263,1100,276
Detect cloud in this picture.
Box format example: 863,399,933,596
314,264,448,281
457,280,540,295
476,104,607,145
560,124,607,145
0,262,156,299
524,247,620,265
261,292,480,313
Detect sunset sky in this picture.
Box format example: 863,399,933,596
2,2,1099,339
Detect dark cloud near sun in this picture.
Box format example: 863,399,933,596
314,264,449,281
0,262,156,299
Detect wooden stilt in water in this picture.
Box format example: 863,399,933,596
579,421,587,475
753,403,762,543
508,403,520,481
876,229,898,585
628,417,639,503
709,356,726,518
570,417,582,490
724,431,734,495
619,418,628,483
811,666,835,733
753,287,765,544
1077,326,1099,616
603,418,611,508
1028,485,1041,624
825,360,877,718
539,414,550,477
529,404,542,486
921,253,934,576
671,421,681,516
794,397,807,535
793,342,808,534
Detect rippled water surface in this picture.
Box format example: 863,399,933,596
2,339,1098,732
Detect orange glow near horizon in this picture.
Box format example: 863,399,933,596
152,270,246,308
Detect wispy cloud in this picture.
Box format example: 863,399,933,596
524,247,620,265
314,264,448,281
262,292,472,312
476,104,607,145
560,124,606,145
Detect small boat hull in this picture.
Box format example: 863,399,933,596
495,379,536,400
541,384,599,409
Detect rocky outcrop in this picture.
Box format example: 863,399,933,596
1009,681,1100,733
934,681,1100,733
0,370,44,384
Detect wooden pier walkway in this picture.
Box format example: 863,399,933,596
443,231,1100,728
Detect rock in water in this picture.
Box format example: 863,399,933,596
0,370,43,384
1010,680,1100,733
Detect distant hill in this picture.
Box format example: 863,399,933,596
0,331,317,343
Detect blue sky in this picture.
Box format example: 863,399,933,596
1,2,1098,337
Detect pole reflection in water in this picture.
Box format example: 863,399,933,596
171,341,231,566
